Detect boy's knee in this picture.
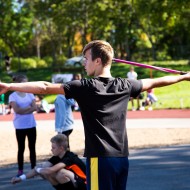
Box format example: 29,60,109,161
42,173,55,180
56,169,70,183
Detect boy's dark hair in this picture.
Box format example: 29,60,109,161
12,74,27,83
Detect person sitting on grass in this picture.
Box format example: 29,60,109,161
11,134,87,190
142,88,158,111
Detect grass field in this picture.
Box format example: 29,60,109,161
0,60,190,109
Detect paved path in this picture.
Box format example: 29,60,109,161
1,144,190,190
1,117,190,130
0,110,190,190
127,144,190,190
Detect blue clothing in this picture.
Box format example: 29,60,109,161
86,157,129,190
54,95,75,133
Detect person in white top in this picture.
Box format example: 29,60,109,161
127,66,144,111
127,66,138,80
9,74,37,177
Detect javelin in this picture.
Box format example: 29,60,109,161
113,58,187,75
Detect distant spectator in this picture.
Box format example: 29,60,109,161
9,74,37,177
127,66,144,111
54,77,75,150
73,73,82,81
4,55,11,72
72,73,82,111
127,66,138,80
35,95,54,113
142,88,158,111
0,93,5,115
0,79,5,115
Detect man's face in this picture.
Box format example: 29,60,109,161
51,142,63,156
83,49,97,76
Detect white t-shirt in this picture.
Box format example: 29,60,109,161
9,92,36,129
127,71,138,79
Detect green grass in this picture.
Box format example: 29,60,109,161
0,60,190,109
154,81,190,109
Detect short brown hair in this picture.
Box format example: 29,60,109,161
82,40,114,67
50,134,68,150
12,74,28,83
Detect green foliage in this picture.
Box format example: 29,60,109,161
56,54,67,67
1,0,190,63
154,82,190,109
32,57,50,68
10,57,53,70
36,59,48,68
0,0,34,55
1,59,189,109
11,58,36,70
44,94,56,104
43,56,53,67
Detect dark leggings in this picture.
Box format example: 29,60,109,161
62,129,73,150
16,127,36,170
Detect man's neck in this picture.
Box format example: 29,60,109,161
95,67,112,78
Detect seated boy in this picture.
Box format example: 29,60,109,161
11,134,86,190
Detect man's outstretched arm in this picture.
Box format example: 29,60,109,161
141,72,190,92
0,81,65,95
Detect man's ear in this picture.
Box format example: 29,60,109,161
96,57,102,65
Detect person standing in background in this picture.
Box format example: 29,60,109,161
72,73,82,111
0,80,6,115
73,73,82,81
127,66,143,111
54,77,75,150
9,74,37,177
4,55,11,73
0,93,5,115
127,66,138,80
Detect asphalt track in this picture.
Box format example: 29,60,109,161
0,110,190,190
1,109,190,121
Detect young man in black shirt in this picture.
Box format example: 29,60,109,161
1,40,190,190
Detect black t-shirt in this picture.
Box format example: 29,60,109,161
64,77,142,157
48,151,86,175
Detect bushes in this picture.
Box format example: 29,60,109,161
10,57,51,71
10,55,69,71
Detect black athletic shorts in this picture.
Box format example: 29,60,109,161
75,175,87,190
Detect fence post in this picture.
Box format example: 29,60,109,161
180,98,184,109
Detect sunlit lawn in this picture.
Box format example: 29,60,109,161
1,59,190,109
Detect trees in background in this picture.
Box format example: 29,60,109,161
0,0,190,68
